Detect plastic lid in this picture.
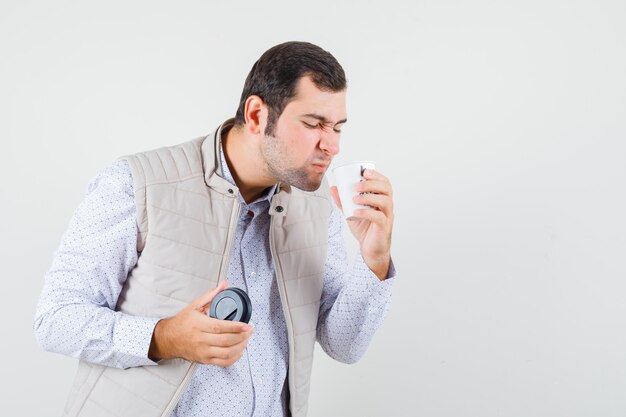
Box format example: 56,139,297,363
209,287,252,323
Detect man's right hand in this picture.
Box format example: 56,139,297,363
148,280,254,367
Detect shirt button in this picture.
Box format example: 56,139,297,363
275,205,284,213
250,271,256,277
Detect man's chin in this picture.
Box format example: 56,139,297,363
277,168,325,192
294,176,324,192
299,183,322,192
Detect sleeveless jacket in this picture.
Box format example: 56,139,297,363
62,119,332,417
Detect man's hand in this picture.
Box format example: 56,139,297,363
330,168,394,280
148,280,254,367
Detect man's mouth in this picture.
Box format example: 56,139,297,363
311,162,330,173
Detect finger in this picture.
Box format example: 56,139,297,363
207,349,246,367
207,332,251,351
199,316,253,334
355,179,393,196
350,207,389,228
191,280,228,311
200,336,250,365
353,194,394,217
210,357,243,368
205,345,243,361
329,185,343,211
362,168,389,182
203,328,253,348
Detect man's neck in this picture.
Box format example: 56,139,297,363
222,125,275,204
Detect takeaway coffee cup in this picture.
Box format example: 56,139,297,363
332,161,376,220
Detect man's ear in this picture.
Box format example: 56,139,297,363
244,95,268,136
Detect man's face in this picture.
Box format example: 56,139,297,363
261,76,347,191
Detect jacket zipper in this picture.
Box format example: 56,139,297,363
269,221,297,414
163,197,241,417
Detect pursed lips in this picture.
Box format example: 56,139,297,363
311,162,330,172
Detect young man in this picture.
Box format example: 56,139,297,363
34,41,396,417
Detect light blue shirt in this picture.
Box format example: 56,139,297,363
35,144,395,417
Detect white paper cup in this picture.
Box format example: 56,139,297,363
332,161,376,220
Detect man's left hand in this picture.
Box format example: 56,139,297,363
330,168,394,280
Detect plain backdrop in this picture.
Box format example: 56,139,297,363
2,1,625,416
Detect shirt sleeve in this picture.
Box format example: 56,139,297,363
316,202,396,364
33,160,160,369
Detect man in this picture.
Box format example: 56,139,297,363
34,41,395,417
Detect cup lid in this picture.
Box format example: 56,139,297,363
209,287,252,323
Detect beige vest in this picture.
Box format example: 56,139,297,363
63,120,332,417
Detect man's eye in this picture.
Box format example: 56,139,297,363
302,121,341,133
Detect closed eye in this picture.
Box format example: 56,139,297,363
302,121,342,133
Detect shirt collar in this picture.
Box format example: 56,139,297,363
218,125,278,205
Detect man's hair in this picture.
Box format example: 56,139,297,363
233,41,347,135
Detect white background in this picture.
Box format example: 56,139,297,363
2,1,625,416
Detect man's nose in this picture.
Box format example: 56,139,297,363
319,131,340,156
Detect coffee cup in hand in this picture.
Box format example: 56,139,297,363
332,161,375,220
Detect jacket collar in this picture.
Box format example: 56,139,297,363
202,118,291,201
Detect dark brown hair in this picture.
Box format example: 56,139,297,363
234,41,347,135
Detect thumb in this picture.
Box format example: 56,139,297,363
330,185,343,212
191,280,228,312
